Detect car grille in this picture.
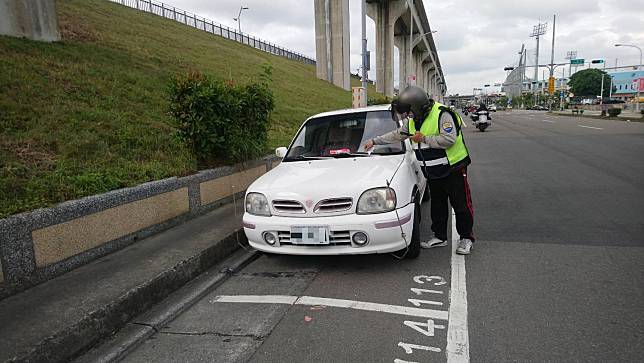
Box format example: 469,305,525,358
277,230,352,246
272,200,305,214
314,198,353,213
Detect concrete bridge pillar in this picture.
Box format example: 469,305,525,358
394,35,409,93
367,0,406,97
414,51,424,89
427,70,437,100
314,0,350,91
422,63,432,96
0,0,60,42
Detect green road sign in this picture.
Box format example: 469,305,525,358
570,59,584,65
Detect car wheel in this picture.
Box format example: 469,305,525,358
393,202,421,259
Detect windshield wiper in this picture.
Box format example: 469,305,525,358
329,152,371,158
284,155,332,161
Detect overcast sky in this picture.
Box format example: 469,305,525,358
170,0,644,95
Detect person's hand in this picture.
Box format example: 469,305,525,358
363,139,375,151
411,132,424,143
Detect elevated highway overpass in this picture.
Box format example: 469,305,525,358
314,0,446,99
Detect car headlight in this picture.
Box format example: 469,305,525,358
357,188,396,214
245,192,271,216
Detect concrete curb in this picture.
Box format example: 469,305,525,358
74,249,261,363
8,229,248,363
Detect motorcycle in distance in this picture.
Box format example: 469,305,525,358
470,109,491,132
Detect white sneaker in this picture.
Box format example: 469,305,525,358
456,239,473,255
420,236,448,249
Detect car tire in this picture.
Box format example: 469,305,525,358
393,202,421,259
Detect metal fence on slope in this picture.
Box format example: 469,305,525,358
109,0,316,65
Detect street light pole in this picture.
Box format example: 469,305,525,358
615,43,642,112
233,5,249,33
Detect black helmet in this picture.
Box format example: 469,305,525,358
391,86,431,121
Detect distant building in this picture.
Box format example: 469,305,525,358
608,70,644,101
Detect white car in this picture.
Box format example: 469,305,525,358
243,105,427,258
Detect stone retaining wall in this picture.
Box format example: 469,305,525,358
0,156,279,298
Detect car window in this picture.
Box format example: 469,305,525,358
285,110,404,160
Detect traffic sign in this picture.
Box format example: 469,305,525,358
548,76,555,95
570,59,584,65
591,59,604,64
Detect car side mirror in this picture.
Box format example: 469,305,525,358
275,147,288,158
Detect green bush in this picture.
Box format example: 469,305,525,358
367,95,392,106
607,108,622,117
168,67,275,164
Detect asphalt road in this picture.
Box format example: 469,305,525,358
117,111,644,362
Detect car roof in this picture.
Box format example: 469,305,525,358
307,104,391,120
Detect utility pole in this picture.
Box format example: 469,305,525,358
549,15,556,81
548,15,556,110
566,50,577,79
609,58,617,98
409,0,414,87
361,0,367,95
600,74,605,105
530,22,547,105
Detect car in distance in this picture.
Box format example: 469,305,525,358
243,105,428,258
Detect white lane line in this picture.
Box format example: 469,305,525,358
211,295,449,320
578,125,603,130
542,120,556,123
213,295,298,304
446,209,470,363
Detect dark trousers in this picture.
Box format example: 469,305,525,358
428,168,475,242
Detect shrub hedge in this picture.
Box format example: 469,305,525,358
168,66,275,164
607,108,622,117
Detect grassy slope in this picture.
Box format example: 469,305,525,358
0,0,379,218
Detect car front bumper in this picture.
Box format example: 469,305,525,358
242,203,415,255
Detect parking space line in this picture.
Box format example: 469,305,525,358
578,125,603,130
542,120,556,123
446,209,470,363
211,295,449,320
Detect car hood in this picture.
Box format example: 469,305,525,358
248,155,406,210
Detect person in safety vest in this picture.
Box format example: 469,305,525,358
364,86,475,255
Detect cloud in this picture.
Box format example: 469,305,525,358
169,0,644,94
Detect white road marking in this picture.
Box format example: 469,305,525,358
542,120,556,123
446,209,470,363
407,298,444,307
213,295,298,304
410,288,443,295
211,295,449,320
578,125,603,130
403,319,445,337
398,342,442,354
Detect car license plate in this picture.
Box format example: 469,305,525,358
290,226,329,245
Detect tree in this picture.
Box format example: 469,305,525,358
569,68,611,97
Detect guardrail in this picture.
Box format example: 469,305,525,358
0,156,281,299
108,0,316,65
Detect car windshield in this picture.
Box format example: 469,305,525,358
284,110,404,161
